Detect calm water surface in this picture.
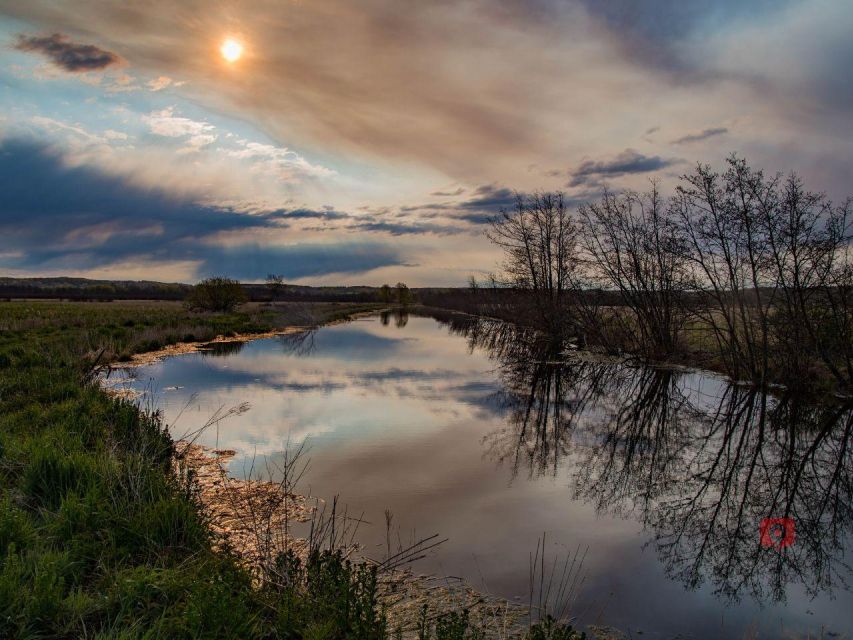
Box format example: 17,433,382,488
115,313,853,639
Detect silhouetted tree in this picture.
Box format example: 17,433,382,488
487,192,580,336
378,284,393,303
186,276,247,312
578,182,689,357
266,274,285,301
395,282,413,306
473,155,853,393
673,156,853,389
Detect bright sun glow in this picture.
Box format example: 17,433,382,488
220,38,243,62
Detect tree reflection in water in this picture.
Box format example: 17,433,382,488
199,340,246,357
433,312,853,606
380,309,409,328
278,329,317,356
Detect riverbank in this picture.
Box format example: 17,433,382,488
0,300,389,637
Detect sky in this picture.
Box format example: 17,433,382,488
0,0,851,286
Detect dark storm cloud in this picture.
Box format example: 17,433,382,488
15,33,121,72
430,188,466,197
351,220,463,236
459,185,518,212
0,138,405,278
673,127,728,145
0,138,264,249
568,149,680,187
273,205,466,236
276,208,351,221
195,243,404,280
396,183,596,227
396,185,521,225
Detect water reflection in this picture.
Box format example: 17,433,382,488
380,309,410,328
278,329,317,356
436,313,853,605
200,340,246,357
117,313,853,636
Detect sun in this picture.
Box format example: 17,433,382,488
220,38,243,63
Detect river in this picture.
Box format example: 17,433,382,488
111,311,853,639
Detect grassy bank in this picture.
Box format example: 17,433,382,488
0,300,584,639
0,300,384,638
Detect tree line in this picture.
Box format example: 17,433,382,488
479,156,853,394
184,277,416,313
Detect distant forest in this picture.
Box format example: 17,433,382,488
0,276,394,303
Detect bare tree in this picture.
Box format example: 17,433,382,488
756,175,853,389
577,183,689,357
672,158,776,382
674,156,853,389
266,273,285,301
479,156,853,393
823,248,853,390
487,192,580,336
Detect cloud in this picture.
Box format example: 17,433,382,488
351,220,462,236
576,0,796,77
272,205,466,236
431,187,466,197
277,208,350,221
143,107,216,151
568,149,680,187
103,129,129,141
0,1,650,183
672,127,728,145
6,0,850,196
440,185,518,224
226,141,335,180
0,137,405,280
449,183,594,223
698,1,853,117
147,75,173,91
578,0,786,43
5,0,853,287
30,115,106,144
395,185,522,225
15,33,121,72
458,185,518,213
195,242,405,280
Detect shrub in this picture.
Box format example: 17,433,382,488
185,277,247,313
270,549,386,639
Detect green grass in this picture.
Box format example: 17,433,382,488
0,300,384,638
0,300,583,639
